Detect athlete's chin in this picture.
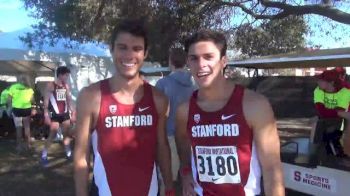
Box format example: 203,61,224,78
121,73,139,80
116,68,140,79
197,82,211,89
196,78,212,88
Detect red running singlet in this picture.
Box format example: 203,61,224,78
49,82,68,114
91,79,159,196
187,85,261,196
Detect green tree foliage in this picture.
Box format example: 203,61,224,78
234,16,308,57
21,0,214,64
20,0,349,63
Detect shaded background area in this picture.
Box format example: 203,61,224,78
0,140,74,196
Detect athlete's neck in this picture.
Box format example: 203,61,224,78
198,79,234,101
109,74,144,94
55,79,65,86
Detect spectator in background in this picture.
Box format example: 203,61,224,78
334,67,350,89
0,87,10,119
333,67,350,156
335,67,346,80
313,69,350,156
313,69,350,118
155,48,196,193
8,75,35,152
0,87,11,137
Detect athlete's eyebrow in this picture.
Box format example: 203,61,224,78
202,52,215,56
115,43,127,47
132,45,144,50
188,52,216,57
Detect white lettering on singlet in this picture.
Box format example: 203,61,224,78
105,115,153,128
191,124,239,137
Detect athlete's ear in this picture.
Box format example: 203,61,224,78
221,55,228,69
144,49,149,59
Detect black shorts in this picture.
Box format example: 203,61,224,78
12,108,31,117
50,111,70,123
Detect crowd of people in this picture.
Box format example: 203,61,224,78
1,18,350,196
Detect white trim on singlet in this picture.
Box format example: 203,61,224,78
49,91,68,114
91,130,112,196
64,102,67,113
49,94,59,114
147,163,158,196
191,147,203,196
244,142,262,195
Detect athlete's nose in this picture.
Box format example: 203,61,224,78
123,49,134,60
197,57,208,69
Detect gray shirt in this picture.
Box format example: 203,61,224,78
155,70,196,136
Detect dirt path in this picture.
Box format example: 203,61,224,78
0,139,74,196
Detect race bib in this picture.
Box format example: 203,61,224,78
195,146,241,184
56,89,66,101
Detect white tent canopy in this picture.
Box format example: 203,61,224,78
0,28,114,98
0,28,170,97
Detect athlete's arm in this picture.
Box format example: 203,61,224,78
152,88,174,191
43,82,54,125
74,85,99,196
244,90,285,196
6,86,13,111
6,94,12,113
175,102,196,196
30,88,36,116
65,84,76,122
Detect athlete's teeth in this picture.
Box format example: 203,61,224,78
198,72,209,77
123,63,134,67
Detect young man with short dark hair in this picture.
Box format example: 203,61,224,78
74,19,174,196
41,66,75,165
176,30,285,196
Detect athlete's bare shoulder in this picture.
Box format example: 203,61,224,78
150,84,167,101
46,81,55,91
150,85,168,115
243,88,270,107
77,81,101,111
64,82,71,90
177,100,190,118
242,88,275,128
175,101,190,135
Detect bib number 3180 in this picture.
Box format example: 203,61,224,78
195,146,241,184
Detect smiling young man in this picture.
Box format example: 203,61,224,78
41,66,75,165
74,19,174,196
175,30,285,196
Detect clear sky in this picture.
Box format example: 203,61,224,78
305,14,350,49
0,0,349,49
0,0,36,32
